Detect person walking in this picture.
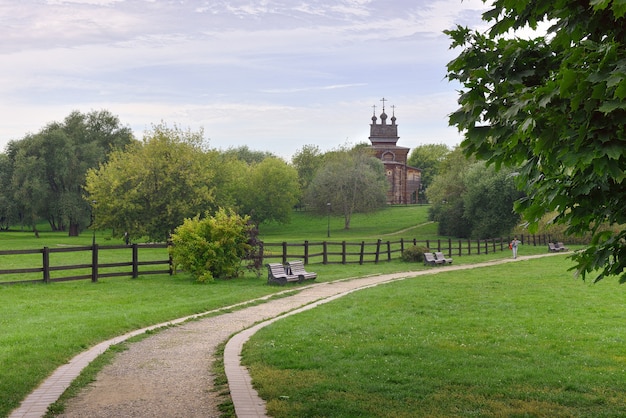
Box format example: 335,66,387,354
510,236,521,259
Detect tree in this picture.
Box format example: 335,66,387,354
445,1,626,282
169,208,254,282
234,157,300,226
222,145,275,164
85,123,216,242
305,147,388,229
291,144,324,207
463,163,523,239
426,147,474,237
6,110,133,236
407,143,450,194
0,154,18,230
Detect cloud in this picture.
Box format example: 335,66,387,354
0,0,489,158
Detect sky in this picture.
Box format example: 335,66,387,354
1,0,491,160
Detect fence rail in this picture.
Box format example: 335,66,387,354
0,243,171,285
261,234,552,265
0,234,553,285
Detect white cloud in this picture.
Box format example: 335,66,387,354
0,0,489,158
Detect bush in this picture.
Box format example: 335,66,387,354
401,245,431,263
169,208,254,282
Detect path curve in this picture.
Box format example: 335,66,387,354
10,253,562,418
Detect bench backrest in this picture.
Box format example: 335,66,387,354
288,260,306,274
267,263,287,278
424,252,435,260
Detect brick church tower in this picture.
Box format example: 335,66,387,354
369,98,421,204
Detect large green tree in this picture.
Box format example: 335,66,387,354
234,157,300,226
426,147,475,237
407,143,450,196
463,163,523,239
6,110,133,235
85,124,216,242
305,147,388,229
446,1,626,282
291,144,324,207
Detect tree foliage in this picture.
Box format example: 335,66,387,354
4,110,133,235
427,148,521,239
169,208,253,282
407,143,450,194
305,147,388,229
427,147,475,237
85,123,216,242
234,157,300,226
463,163,523,239
291,144,324,207
446,1,626,282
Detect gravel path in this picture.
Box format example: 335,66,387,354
56,272,422,418
14,254,558,418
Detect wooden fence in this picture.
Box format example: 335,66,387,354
0,234,553,285
261,234,552,265
0,243,171,285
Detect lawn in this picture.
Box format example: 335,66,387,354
242,256,626,417
0,206,589,417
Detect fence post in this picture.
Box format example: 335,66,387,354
359,241,365,265
304,240,309,264
485,239,488,254
342,241,347,264
43,247,50,284
91,244,99,282
467,239,471,255
386,241,391,262
375,239,381,263
132,244,139,278
282,242,288,264
448,239,452,257
400,238,405,254
458,240,462,257
477,239,481,255
323,242,328,265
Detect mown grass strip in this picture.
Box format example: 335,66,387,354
242,256,626,417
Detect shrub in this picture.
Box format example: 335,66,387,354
169,208,254,282
401,245,430,263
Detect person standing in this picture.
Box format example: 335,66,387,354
511,236,521,259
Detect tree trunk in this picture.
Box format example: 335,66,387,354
68,222,80,237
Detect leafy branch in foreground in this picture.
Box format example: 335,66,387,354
446,0,626,282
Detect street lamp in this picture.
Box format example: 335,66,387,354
91,200,97,246
326,202,331,238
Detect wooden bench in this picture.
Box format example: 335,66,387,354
435,252,453,264
556,242,569,251
424,252,444,266
266,263,299,285
286,260,317,282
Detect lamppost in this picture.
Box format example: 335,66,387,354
91,200,97,246
326,202,331,238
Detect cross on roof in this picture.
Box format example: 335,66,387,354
372,104,376,115
380,97,387,111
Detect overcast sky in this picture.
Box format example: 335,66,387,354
1,0,490,160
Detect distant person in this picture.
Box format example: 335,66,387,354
124,231,130,246
510,236,521,259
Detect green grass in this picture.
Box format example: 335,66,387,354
0,206,587,417
260,206,434,240
243,256,626,417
